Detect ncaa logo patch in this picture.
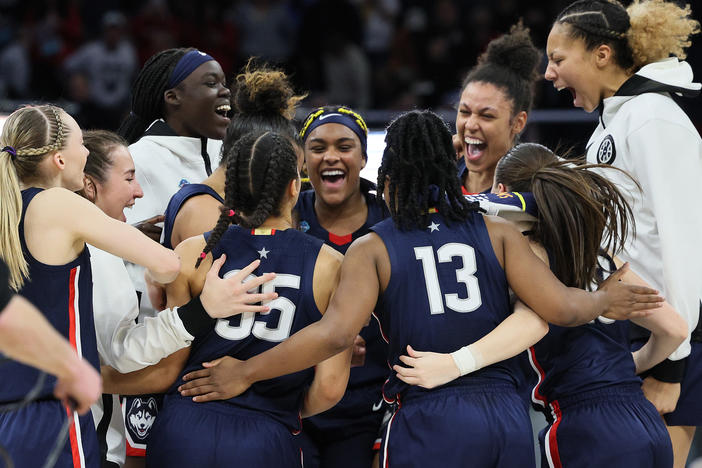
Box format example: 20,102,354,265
597,135,616,164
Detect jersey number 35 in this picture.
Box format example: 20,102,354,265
215,272,300,342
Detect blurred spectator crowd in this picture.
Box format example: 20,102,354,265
0,0,699,133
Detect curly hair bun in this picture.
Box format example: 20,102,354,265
233,60,305,120
479,23,541,82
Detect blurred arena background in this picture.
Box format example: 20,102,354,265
0,0,700,465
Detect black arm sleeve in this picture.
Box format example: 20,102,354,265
648,357,688,384
176,296,215,339
0,259,14,313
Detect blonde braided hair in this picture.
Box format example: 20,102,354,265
15,107,66,157
0,105,71,290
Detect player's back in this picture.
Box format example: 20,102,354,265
530,254,641,415
169,225,324,431
372,210,515,401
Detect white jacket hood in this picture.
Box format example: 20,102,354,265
597,58,700,128
635,58,701,92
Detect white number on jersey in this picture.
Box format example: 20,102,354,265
414,243,482,315
215,270,300,342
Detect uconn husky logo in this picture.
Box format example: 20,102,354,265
597,135,616,164
127,397,158,440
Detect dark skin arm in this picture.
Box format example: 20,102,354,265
180,216,662,401
101,349,190,395
179,234,386,401
133,214,165,243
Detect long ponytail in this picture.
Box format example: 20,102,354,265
495,143,637,289
0,105,69,290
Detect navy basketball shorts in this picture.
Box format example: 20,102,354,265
302,383,385,468
146,395,303,468
379,382,534,468
0,399,99,468
537,384,672,468
664,341,702,426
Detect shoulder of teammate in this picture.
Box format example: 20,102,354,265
168,234,209,304
174,234,209,274
480,214,519,266
313,244,344,314
179,191,222,218
31,186,96,219
172,193,221,246
344,232,388,292
28,186,120,242
345,231,388,270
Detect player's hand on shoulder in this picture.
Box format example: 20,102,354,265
201,255,277,319
179,356,250,402
393,345,460,389
598,263,664,320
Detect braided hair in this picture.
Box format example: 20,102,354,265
118,48,192,144
0,105,71,290
555,0,699,71
494,143,637,289
377,110,476,231
195,131,299,267
555,0,634,70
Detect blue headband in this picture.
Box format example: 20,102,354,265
299,108,368,158
167,50,215,88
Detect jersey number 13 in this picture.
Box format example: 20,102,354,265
414,243,482,314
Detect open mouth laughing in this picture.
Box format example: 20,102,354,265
320,169,347,188
215,104,231,121
464,136,486,161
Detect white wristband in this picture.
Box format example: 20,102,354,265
450,345,479,376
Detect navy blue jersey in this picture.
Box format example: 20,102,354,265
295,184,389,385
167,226,324,432
372,210,516,401
529,254,641,418
0,188,98,402
162,183,223,249
529,319,640,414
0,259,11,311
295,182,389,444
456,158,491,195
295,180,388,254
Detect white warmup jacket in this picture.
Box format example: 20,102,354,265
586,58,702,362
124,120,222,315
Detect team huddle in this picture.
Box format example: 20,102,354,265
0,1,701,468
